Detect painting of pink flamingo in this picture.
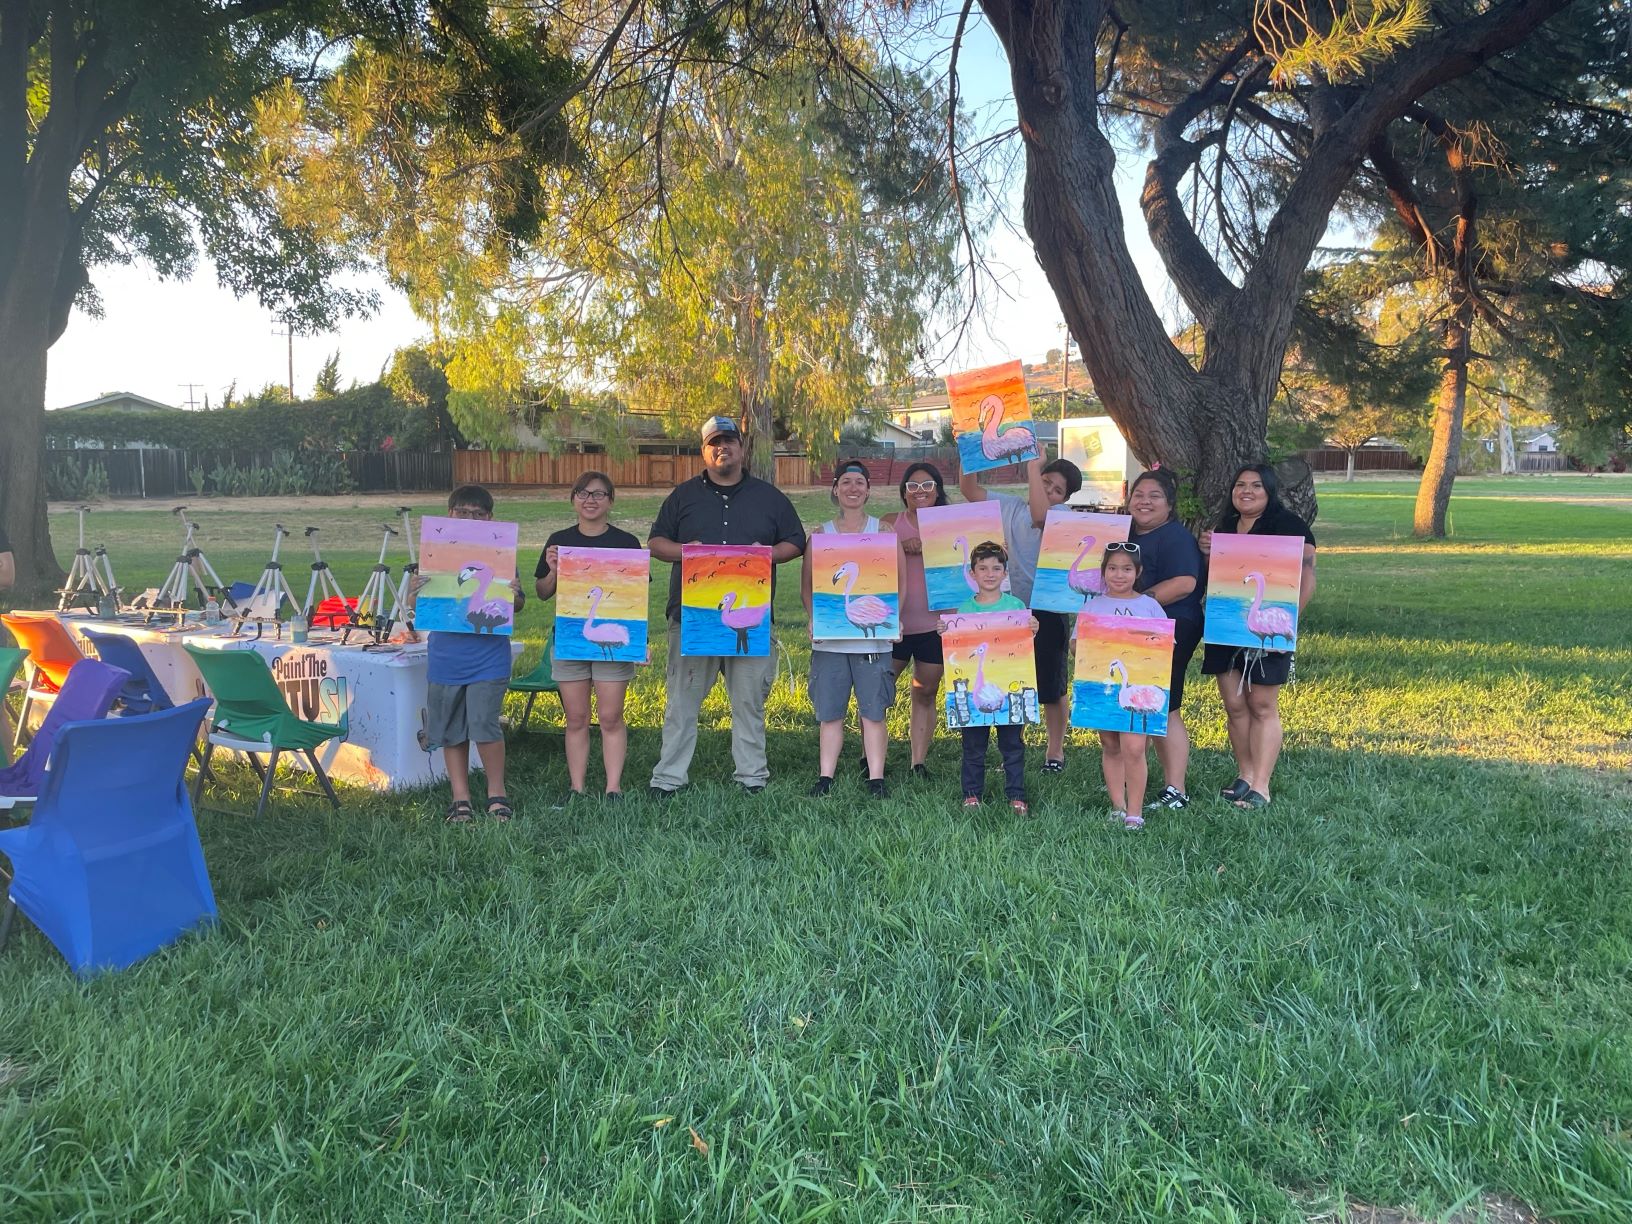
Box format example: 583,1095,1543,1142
940,609,1039,728
681,544,774,657
808,533,900,642
1203,533,1304,652
918,501,1005,610
1072,612,1173,735
947,359,1039,475
831,563,891,636
1031,509,1131,614
952,536,980,594
553,545,650,664
718,590,769,654
415,515,519,635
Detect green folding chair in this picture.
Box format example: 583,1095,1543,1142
508,629,559,732
0,647,29,766
184,644,348,818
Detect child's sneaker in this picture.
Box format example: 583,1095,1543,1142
1122,810,1145,830
1146,785,1189,810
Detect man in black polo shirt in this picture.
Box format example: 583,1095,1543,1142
648,415,806,796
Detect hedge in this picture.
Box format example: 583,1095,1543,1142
45,384,410,451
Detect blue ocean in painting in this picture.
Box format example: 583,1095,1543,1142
944,679,1041,729
1203,594,1299,651
1070,680,1170,735
680,606,771,657
811,591,899,641
956,428,1038,476
554,614,648,664
415,593,512,636
924,563,977,611
1030,566,1093,615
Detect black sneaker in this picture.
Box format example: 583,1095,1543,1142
809,776,834,797
602,791,624,804
1146,785,1190,810
867,778,887,800
911,763,929,780
740,783,765,796
649,786,679,802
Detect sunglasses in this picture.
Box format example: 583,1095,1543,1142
904,480,938,493
1105,541,1141,554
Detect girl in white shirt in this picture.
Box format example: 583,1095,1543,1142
1083,542,1167,827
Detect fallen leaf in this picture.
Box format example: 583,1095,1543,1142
653,1117,672,1129
689,1126,709,1157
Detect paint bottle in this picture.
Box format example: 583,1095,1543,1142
204,598,221,625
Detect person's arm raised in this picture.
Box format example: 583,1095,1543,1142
1024,456,1050,527
958,469,989,503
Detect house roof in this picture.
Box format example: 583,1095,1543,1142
51,391,177,413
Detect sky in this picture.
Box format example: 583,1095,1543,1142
43,18,1176,411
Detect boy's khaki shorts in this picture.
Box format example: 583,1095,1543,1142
426,678,508,747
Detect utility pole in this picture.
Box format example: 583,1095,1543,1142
271,321,295,400
1058,325,1075,424
178,383,203,410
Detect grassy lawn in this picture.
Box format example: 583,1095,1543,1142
2,475,1629,1221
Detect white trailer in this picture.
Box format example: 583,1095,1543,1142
1058,416,1143,509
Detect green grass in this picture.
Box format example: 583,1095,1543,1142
2,475,1630,1221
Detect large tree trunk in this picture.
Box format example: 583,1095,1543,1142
0,322,61,595
1414,291,1472,537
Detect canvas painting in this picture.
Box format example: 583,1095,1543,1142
917,500,1006,610
555,547,651,664
416,516,519,635
1204,533,1305,651
1030,509,1133,614
809,532,900,642
946,360,1039,475
1071,613,1175,736
941,609,1040,729
680,544,774,657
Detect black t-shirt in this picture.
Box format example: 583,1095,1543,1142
1225,504,1316,547
650,472,807,620
1130,518,1204,623
534,523,644,580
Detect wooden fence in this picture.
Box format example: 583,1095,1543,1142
453,450,815,488
1303,446,1419,473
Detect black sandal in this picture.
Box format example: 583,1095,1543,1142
1233,790,1270,810
1220,778,1250,801
485,796,514,822
445,799,475,824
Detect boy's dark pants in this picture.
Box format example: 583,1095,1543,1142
961,725,1025,800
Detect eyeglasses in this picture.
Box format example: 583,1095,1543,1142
1105,541,1141,554
449,507,492,520
904,480,938,493
574,489,610,501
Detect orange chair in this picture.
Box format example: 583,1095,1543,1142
1,613,86,749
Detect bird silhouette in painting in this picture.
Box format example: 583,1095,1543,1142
1108,659,1164,732
581,586,630,659
1243,571,1295,648
952,536,980,594
831,561,891,637
457,562,511,633
963,643,1008,715
1065,535,1103,599
718,590,767,654
977,394,1035,466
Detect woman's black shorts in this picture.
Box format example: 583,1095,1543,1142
1201,642,1293,688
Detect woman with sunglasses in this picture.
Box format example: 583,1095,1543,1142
1126,468,1205,811
880,462,950,777
1198,463,1317,811
534,471,644,801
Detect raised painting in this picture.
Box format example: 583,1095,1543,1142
680,544,773,657
946,360,1039,475
1071,613,1175,736
416,516,518,636
1030,509,1133,614
555,547,651,663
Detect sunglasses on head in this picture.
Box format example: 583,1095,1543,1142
904,479,938,493
1105,541,1141,553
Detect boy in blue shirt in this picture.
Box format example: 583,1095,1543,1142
415,485,524,823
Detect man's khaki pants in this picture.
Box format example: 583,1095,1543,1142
649,619,776,790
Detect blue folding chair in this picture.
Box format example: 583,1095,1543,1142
0,699,216,976
0,659,129,812
80,628,176,715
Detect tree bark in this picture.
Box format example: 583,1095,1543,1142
1414,291,1472,537
1346,450,1356,482
0,319,60,595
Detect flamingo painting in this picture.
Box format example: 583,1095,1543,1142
1243,571,1296,649
964,643,1010,714
457,562,512,633
952,535,980,595
1108,659,1166,732
1065,535,1103,599
581,586,632,659
831,562,893,637
977,394,1037,467
719,591,769,655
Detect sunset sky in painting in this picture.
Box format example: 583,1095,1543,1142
942,609,1035,694
918,501,1006,573
1036,510,1131,574
419,516,518,580
810,532,898,597
681,545,773,610
946,359,1033,436
1075,613,1175,690
557,547,650,620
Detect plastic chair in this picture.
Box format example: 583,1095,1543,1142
0,659,129,810
508,629,559,731
0,647,28,765
1,613,85,748
0,699,216,976
80,628,176,715
183,644,348,818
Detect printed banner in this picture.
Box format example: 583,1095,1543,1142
555,547,650,663
1071,613,1174,736
1204,533,1304,651
416,516,519,636
809,532,900,642
941,609,1039,729
1030,508,1133,614
917,500,1006,611
680,544,773,657
947,360,1039,475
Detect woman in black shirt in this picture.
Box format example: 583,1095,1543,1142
1199,464,1317,810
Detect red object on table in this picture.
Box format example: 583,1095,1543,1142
309,597,359,629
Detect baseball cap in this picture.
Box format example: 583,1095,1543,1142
700,415,742,445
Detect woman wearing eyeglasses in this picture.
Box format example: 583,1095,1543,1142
534,471,644,801
880,462,951,777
